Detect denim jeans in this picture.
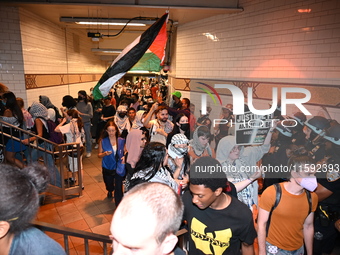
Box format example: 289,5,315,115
266,241,304,255
26,142,62,188
83,122,92,153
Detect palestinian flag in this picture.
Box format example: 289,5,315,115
93,13,169,100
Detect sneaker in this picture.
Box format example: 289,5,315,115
94,144,99,149
86,152,91,158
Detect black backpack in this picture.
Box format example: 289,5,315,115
266,183,312,236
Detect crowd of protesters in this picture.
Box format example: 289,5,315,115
1,78,340,255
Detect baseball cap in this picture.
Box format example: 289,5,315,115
171,91,182,99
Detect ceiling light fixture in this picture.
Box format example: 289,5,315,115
76,21,146,26
127,70,154,74
60,17,156,26
91,48,122,54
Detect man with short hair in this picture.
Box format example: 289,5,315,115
127,107,140,130
144,103,174,145
183,156,257,255
119,88,132,106
110,182,185,255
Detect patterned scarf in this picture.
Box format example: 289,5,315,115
190,127,212,157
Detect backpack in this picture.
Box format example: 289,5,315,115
266,183,312,236
45,119,64,144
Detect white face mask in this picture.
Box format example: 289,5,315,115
299,176,317,192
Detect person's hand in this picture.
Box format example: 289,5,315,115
22,138,30,145
250,167,263,181
155,128,166,136
152,102,159,110
180,174,189,189
174,156,184,168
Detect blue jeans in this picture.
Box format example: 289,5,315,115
84,122,92,154
266,241,304,255
26,142,62,188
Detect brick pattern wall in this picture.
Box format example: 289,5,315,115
176,0,340,85
175,0,340,122
0,6,26,100
18,7,106,107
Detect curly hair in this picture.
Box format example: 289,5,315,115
62,95,77,109
189,156,227,191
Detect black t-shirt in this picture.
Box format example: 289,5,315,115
102,105,116,119
182,191,256,255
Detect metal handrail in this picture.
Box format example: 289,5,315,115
0,119,83,201
33,220,188,255
33,220,112,255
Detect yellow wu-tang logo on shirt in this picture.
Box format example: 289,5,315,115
191,217,231,255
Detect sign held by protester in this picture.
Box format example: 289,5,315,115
235,111,274,145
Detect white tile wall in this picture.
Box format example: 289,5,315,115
175,0,340,86
174,0,340,121
19,8,106,74
17,7,107,105
0,6,26,101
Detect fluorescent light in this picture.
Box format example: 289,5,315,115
60,17,155,26
127,70,153,74
76,21,146,26
91,48,122,54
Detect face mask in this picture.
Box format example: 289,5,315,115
2,100,6,106
170,144,188,158
299,176,317,192
180,123,189,131
78,96,84,101
119,113,126,118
